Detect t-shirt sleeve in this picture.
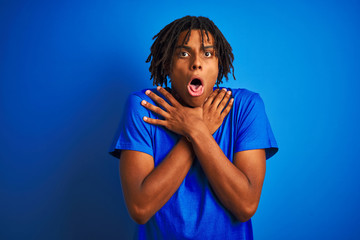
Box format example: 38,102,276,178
235,93,278,160
109,93,153,159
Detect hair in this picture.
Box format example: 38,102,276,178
146,16,235,87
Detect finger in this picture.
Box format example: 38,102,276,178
218,90,232,111
211,88,228,108
220,97,234,119
143,116,167,126
203,89,219,108
141,100,170,118
156,86,181,107
145,89,173,110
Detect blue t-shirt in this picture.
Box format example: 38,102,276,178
110,88,278,240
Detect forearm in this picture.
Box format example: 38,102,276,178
134,86,259,222
122,137,194,224
188,125,260,221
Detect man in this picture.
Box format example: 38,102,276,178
110,16,278,239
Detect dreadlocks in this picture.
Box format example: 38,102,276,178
146,16,235,87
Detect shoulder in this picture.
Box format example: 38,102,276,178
128,88,156,101
227,88,264,107
224,88,269,125
229,88,259,98
125,88,158,107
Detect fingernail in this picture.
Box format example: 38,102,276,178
141,100,147,105
157,86,161,90
227,91,232,95
222,88,227,91
145,90,150,95
143,116,148,121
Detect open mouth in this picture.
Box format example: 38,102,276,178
187,78,204,97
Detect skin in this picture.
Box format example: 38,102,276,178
169,30,219,107
120,30,266,224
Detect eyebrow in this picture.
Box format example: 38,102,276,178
175,45,215,50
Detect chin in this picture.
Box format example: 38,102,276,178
184,97,204,108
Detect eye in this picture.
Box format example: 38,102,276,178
179,51,189,57
204,51,212,57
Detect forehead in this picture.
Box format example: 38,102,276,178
176,29,215,46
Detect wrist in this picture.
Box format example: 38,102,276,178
178,136,196,158
187,122,210,143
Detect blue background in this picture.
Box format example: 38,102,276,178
1,0,359,239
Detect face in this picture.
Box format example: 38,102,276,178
169,30,219,107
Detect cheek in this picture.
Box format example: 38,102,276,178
210,64,219,82
209,60,219,75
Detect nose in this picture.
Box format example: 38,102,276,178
192,64,202,70
191,55,202,70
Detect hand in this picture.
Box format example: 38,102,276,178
141,86,204,138
202,88,234,134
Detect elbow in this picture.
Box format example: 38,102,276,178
128,204,152,225
132,215,150,225
236,213,254,223
234,202,258,223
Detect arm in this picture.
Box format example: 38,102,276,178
119,88,232,224
188,124,266,222
144,87,266,222
120,137,194,224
